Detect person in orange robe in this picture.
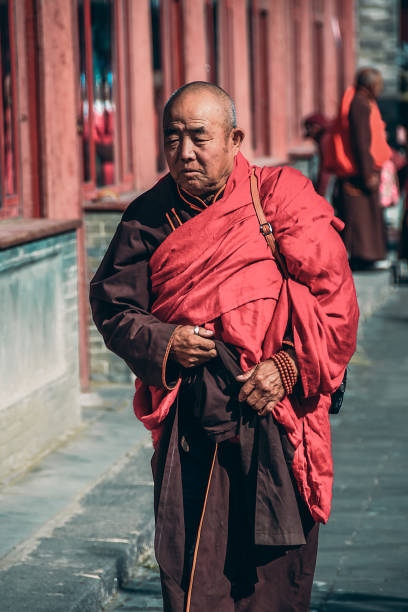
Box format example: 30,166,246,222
328,68,392,270
90,82,359,611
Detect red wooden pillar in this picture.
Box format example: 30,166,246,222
268,0,288,160
249,0,272,158
15,0,38,218
218,0,234,95
340,0,356,90
128,0,157,191
298,0,314,121
322,0,339,117
183,0,207,82
287,0,303,144
230,0,252,157
217,0,252,157
161,0,186,102
35,0,89,388
36,0,81,219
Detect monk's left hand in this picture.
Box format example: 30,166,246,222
236,359,285,416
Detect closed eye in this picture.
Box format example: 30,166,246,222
165,137,180,146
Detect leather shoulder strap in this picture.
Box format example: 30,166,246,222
250,168,289,279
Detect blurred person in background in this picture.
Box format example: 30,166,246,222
303,113,333,197
394,125,408,262
327,67,392,271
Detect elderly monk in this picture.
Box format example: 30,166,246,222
90,82,359,611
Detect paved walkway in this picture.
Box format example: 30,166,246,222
311,286,408,611
105,280,408,612
0,269,406,611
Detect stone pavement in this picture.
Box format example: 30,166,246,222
0,269,406,611
104,278,408,612
310,284,408,611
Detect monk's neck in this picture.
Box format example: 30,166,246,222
201,189,224,206
178,182,227,208
356,86,375,101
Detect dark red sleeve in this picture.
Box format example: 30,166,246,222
349,94,374,186
89,218,179,388
315,134,332,196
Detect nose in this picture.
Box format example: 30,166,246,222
180,136,195,161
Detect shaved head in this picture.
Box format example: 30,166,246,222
162,81,244,196
355,67,383,97
163,81,237,134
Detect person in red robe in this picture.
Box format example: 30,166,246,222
90,82,359,611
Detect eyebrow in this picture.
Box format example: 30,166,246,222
164,126,208,137
164,128,178,137
189,126,206,135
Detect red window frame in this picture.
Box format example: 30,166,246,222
248,0,271,157
289,0,302,144
205,0,218,84
219,0,234,94
115,0,133,185
150,0,185,171
77,0,134,200
335,0,345,99
160,0,185,100
0,0,20,220
312,0,324,113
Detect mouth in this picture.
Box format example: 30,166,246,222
180,169,201,175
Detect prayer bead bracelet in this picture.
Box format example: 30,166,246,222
271,350,297,395
272,352,296,395
280,351,298,389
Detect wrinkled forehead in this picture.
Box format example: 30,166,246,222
163,90,227,128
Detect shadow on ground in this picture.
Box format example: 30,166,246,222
318,592,408,611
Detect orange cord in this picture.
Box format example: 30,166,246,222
177,184,207,210
212,183,225,203
165,211,176,231
171,207,183,226
185,443,218,612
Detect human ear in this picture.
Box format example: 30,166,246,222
231,128,244,153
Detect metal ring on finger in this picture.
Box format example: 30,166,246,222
193,325,200,335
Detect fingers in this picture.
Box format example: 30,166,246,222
180,348,217,368
258,401,276,417
170,325,217,368
237,359,285,412
186,332,216,353
237,370,257,402
194,326,214,338
243,386,278,416
236,367,256,383
174,326,216,350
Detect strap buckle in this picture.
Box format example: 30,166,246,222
260,222,273,237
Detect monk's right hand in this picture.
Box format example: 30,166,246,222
169,325,217,369
366,174,379,191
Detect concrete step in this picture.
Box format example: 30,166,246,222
0,386,156,612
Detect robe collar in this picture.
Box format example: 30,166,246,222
175,152,249,212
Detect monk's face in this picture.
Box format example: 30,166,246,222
163,91,243,196
372,75,384,98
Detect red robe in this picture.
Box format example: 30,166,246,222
134,153,359,523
